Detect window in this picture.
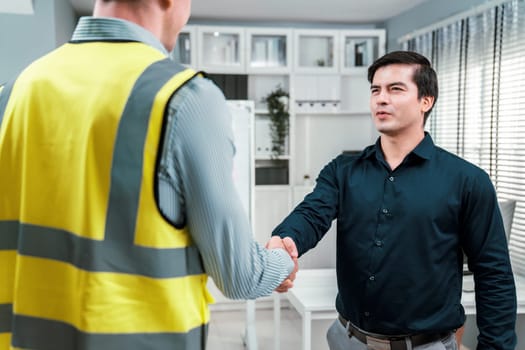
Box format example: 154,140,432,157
401,0,525,275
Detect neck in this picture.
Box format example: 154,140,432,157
93,1,164,45
380,130,425,171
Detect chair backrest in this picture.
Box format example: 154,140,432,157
499,199,516,242
504,200,525,277
463,200,516,275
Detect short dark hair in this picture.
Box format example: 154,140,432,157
368,51,438,123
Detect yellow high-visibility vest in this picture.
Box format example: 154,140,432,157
0,41,213,350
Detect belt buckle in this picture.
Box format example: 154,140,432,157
366,336,391,350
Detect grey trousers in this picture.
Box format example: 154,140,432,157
326,319,458,350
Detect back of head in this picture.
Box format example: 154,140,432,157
94,0,151,13
93,0,191,52
93,0,153,19
368,51,439,122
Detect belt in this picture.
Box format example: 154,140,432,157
338,315,450,350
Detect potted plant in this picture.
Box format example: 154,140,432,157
262,87,289,158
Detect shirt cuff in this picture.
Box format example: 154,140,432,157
269,248,295,278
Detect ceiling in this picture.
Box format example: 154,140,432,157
0,0,33,14
69,0,429,24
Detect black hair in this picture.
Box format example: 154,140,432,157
368,51,438,123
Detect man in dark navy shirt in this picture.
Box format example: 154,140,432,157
268,51,517,350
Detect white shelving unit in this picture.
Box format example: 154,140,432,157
171,25,197,67
340,29,385,73
171,23,385,267
293,29,339,74
197,26,246,73
246,27,292,74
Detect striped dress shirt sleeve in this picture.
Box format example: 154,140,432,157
157,77,294,299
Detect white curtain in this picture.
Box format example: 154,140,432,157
401,0,525,275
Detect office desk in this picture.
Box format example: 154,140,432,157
284,269,338,350
280,269,525,350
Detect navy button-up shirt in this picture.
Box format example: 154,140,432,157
274,133,517,349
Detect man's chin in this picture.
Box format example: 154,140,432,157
375,124,395,135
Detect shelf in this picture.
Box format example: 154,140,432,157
294,29,339,74
255,184,291,190
197,26,246,73
248,75,290,110
255,161,289,185
246,28,292,74
340,30,385,74
255,155,290,161
295,110,370,116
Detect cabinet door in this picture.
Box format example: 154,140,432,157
340,29,385,74
246,28,292,74
254,187,291,245
293,29,339,73
170,25,197,67
197,26,245,73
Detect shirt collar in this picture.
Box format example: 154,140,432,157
362,132,436,161
71,16,169,56
411,132,435,160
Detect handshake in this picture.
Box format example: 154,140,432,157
266,236,299,293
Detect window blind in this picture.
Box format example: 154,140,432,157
401,0,525,276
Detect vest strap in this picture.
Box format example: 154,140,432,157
0,221,17,250
0,304,12,333
105,58,186,243
0,221,204,278
11,314,207,350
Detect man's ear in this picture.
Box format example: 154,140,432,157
421,95,435,113
158,0,174,10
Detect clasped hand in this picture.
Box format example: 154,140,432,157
266,236,298,293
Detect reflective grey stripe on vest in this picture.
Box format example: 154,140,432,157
0,59,204,278
0,304,12,333
3,221,203,278
105,58,187,244
0,221,18,250
12,315,207,350
0,81,15,129
0,83,16,335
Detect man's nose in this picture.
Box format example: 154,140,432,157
374,90,389,104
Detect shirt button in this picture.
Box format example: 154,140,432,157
382,208,388,214
364,312,370,317
375,240,383,247
369,276,375,281
389,176,395,182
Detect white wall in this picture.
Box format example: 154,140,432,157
0,0,77,83
54,0,77,46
